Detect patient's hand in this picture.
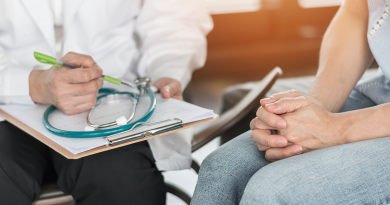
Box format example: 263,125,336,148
154,78,183,100
29,52,103,115
251,90,345,162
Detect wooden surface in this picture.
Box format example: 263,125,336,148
195,2,339,81
0,109,218,159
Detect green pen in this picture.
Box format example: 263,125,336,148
33,52,135,88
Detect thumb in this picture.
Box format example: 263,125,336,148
264,96,312,114
164,80,183,100
160,85,171,99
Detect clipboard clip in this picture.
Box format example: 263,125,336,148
105,118,184,146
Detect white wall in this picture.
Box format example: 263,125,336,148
298,0,343,8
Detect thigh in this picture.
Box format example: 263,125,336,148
0,121,48,204
51,141,165,205
240,137,390,205
192,131,269,205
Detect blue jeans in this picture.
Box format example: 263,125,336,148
191,75,390,205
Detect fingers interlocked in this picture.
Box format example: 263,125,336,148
252,90,310,162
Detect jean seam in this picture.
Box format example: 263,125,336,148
357,82,384,93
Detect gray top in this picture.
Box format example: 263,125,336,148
367,0,390,80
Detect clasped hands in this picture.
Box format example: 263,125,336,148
250,90,346,162
29,52,183,115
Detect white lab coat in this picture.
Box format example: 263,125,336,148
0,0,213,171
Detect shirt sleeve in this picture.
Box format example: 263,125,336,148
0,47,35,105
134,0,213,89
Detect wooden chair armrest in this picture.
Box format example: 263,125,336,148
192,67,283,152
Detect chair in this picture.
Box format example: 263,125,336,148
32,67,283,205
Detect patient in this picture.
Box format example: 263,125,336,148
191,0,390,204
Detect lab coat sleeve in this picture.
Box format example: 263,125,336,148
134,0,213,88
0,46,35,105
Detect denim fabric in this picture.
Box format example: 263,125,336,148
239,135,390,205
191,75,390,205
191,131,270,205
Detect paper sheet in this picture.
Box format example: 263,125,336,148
0,94,214,154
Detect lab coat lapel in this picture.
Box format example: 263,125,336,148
63,0,84,31
21,0,55,53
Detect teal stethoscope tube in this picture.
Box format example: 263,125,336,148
42,87,156,138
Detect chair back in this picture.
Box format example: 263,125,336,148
192,67,283,152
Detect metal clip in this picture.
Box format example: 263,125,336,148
105,118,183,146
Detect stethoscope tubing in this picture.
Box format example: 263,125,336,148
42,87,156,138
86,91,139,129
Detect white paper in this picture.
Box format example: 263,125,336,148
0,94,214,155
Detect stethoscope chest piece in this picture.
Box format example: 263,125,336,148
134,77,152,95
42,77,157,138
85,91,139,131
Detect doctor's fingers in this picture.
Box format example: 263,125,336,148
251,129,288,148
154,78,183,100
61,52,98,68
260,90,303,106
57,65,103,84
56,93,97,115
265,145,303,162
256,107,287,129
71,78,103,96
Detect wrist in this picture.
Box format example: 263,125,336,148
335,112,355,144
29,70,46,104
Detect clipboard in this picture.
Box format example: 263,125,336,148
0,108,218,159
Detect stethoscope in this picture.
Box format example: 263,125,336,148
42,77,157,138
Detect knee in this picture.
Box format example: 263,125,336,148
241,168,299,204
200,145,228,173
0,157,41,202
241,157,329,205
199,130,268,177
57,145,165,196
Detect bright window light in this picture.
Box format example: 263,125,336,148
298,0,343,8
205,0,261,15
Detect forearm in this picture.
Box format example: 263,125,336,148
339,103,390,144
29,70,48,104
309,0,373,112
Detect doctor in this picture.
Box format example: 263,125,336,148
0,0,212,204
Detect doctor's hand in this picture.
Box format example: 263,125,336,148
251,90,345,162
29,52,103,115
154,78,183,100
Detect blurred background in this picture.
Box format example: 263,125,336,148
191,0,341,112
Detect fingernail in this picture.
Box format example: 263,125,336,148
293,146,303,155
277,121,286,128
276,139,286,146
262,98,271,101
266,103,276,109
164,86,170,93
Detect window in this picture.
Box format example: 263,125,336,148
298,0,343,8
205,0,261,15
